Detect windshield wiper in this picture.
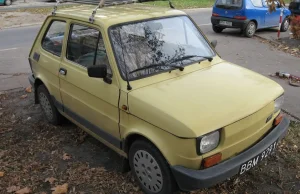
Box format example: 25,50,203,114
170,55,213,64
129,63,184,74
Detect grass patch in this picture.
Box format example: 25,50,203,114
143,0,215,9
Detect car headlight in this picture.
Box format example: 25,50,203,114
197,130,220,154
274,95,284,113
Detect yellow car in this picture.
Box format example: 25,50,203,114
28,2,289,193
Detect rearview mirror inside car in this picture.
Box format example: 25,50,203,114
88,65,107,78
211,40,217,48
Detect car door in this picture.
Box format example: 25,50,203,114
29,19,67,108
264,0,281,27
59,21,121,149
249,0,267,28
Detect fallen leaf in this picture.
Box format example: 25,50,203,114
51,183,68,194
20,94,27,99
45,177,57,184
63,153,71,160
0,150,6,158
25,86,32,93
0,171,4,177
7,186,20,193
16,187,31,194
292,144,298,151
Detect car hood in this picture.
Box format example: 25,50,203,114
128,62,284,138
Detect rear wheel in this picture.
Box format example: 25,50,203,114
129,139,177,194
280,18,289,32
5,0,12,5
212,25,224,33
37,85,62,125
244,21,256,38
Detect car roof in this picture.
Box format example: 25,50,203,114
55,4,187,28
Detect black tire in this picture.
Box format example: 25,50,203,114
37,85,62,125
280,18,289,32
212,25,224,33
129,139,177,194
244,21,256,38
4,0,12,5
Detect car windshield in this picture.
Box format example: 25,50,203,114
216,0,243,9
109,16,215,80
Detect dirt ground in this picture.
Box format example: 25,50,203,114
0,11,47,28
0,89,300,194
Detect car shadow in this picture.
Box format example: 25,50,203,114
213,27,281,38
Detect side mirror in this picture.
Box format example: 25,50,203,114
88,65,107,78
211,40,217,48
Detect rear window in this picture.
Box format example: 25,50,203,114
216,0,243,9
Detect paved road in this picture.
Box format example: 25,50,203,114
0,8,299,119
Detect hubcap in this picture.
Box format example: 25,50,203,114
283,20,289,30
248,23,256,36
39,92,53,121
133,150,163,193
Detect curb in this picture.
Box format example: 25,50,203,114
183,7,212,11
2,22,43,29
254,34,281,46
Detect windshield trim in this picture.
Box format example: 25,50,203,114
108,15,217,82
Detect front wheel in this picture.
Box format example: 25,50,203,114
129,139,177,194
280,18,289,32
212,25,224,33
5,0,12,5
244,21,256,38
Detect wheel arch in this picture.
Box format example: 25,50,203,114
120,115,201,169
123,132,171,163
250,19,258,28
34,78,45,104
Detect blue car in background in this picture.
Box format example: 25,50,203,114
0,0,13,6
211,0,291,37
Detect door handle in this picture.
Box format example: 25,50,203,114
59,68,67,75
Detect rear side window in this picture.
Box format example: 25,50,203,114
215,0,243,9
42,20,66,57
251,0,263,7
66,24,111,74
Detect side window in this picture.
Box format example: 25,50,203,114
66,24,112,75
42,20,66,56
251,0,263,7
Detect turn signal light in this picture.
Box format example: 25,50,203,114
234,16,247,20
203,153,222,168
273,113,283,126
212,13,220,17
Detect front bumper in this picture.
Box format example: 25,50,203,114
171,117,290,191
211,16,249,29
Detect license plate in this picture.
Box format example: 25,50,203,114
239,140,278,175
219,21,232,26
